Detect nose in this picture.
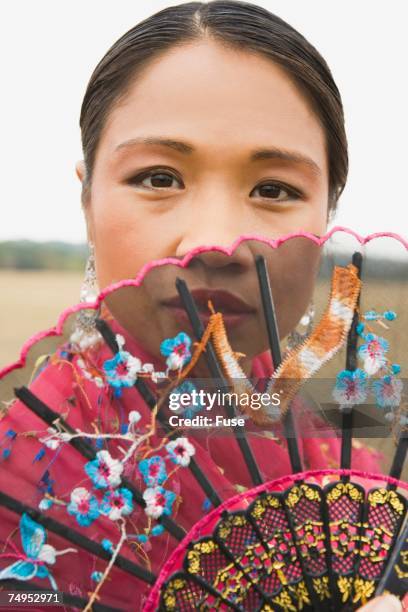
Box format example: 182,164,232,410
174,188,255,270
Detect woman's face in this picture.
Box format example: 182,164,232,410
77,40,329,367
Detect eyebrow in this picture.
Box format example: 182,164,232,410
115,136,322,175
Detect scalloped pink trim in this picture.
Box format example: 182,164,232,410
1,226,407,380
144,467,408,611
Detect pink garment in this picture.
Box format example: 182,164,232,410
0,315,383,611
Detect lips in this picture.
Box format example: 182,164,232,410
162,288,255,315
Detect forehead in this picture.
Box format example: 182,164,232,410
96,40,327,173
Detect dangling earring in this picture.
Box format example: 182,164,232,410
286,300,315,352
70,242,102,352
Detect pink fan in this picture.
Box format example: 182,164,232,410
0,228,406,611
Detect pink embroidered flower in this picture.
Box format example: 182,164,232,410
166,437,195,467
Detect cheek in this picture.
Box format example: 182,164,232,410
89,193,174,288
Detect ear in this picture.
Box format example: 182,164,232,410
75,159,86,183
75,160,93,242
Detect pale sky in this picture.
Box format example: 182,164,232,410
1,0,407,243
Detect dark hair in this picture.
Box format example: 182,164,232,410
79,0,348,213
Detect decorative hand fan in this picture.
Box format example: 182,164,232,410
0,228,406,611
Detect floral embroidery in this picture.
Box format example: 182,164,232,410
332,369,368,409
84,450,123,489
166,437,195,467
358,333,389,375
333,308,404,424
2,323,208,605
67,487,100,527
103,335,142,397
160,332,192,370
100,487,134,521
143,486,176,519
0,513,76,590
372,375,403,409
138,456,167,486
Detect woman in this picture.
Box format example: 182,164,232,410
0,1,401,610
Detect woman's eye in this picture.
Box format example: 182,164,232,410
127,169,184,190
250,182,300,201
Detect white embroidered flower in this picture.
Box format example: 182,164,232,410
85,450,124,489
143,486,176,519
358,334,389,376
70,487,90,504
166,437,195,467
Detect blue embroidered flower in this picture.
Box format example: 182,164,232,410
67,487,100,527
103,349,141,397
84,450,123,489
160,332,192,370
143,486,176,519
383,310,397,321
332,369,368,408
372,375,403,409
138,456,167,486
100,487,134,521
358,333,389,375
91,571,103,582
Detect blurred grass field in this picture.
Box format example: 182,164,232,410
0,270,82,368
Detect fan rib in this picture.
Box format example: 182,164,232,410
255,255,302,474
341,251,363,475
175,277,263,487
